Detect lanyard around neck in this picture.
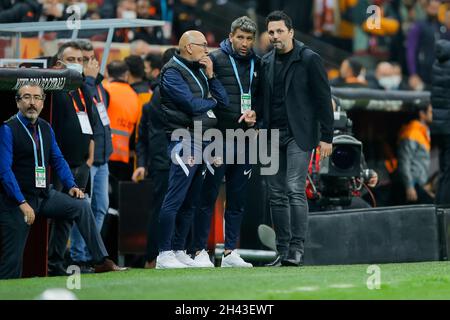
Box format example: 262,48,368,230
16,114,45,168
173,56,209,98
70,89,87,113
228,55,254,95
93,85,105,105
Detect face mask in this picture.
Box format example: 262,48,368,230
122,10,137,19
65,63,84,75
379,75,401,90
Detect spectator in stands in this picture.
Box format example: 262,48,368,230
172,0,203,41
0,82,126,279
113,0,138,43
368,61,410,90
49,41,98,275
68,40,113,271
125,55,153,109
132,48,176,269
144,52,163,86
0,0,41,23
134,0,166,45
104,61,140,209
396,104,434,204
391,62,411,90
39,0,64,22
313,0,356,52
406,0,450,90
330,57,367,88
353,0,401,65
431,39,450,205
155,30,228,269
130,40,152,56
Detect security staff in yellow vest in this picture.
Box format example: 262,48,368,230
104,61,140,209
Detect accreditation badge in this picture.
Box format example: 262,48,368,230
77,111,93,135
96,102,110,126
241,93,252,113
35,166,46,188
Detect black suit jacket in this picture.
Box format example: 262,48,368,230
258,40,334,151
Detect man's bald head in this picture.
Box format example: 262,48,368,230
179,30,209,61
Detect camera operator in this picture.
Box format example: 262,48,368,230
307,97,379,212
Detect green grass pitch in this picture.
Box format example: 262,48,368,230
1,262,450,300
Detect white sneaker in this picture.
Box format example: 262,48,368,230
174,250,197,267
221,250,253,268
193,250,215,268
156,251,189,269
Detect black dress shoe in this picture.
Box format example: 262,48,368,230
281,250,304,267
48,265,69,277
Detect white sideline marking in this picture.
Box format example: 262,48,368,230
329,284,355,289
269,286,320,294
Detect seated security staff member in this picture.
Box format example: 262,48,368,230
0,83,126,279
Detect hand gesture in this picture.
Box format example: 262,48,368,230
238,110,256,127
84,58,99,79
199,56,214,79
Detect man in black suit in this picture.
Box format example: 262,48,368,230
259,11,334,267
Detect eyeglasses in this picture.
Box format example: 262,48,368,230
17,94,46,103
189,43,208,50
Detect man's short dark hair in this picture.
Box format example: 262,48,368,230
124,55,145,79
56,41,82,61
347,57,363,77
145,53,163,70
162,48,177,65
107,60,129,79
77,39,94,51
265,11,293,30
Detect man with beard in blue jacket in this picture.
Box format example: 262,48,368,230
190,16,258,268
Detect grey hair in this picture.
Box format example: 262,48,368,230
230,16,257,35
15,81,44,97
77,39,94,51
